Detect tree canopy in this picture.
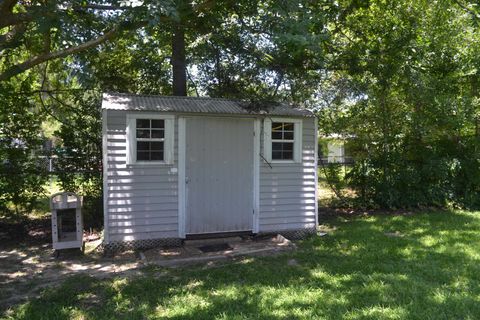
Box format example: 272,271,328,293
1,0,479,215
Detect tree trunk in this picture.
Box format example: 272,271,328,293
171,23,187,96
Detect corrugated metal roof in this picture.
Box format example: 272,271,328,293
102,93,314,117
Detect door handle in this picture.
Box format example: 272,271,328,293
185,177,190,184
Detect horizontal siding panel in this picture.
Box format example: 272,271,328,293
107,149,127,155
107,124,125,130
259,173,315,180
108,212,177,220
107,112,127,127
260,186,316,193
107,203,177,212
108,183,177,191
108,189,178,198
260,204,316,212
260,162,316,169
108,198,177,206
260,167,316,174
109,223,177,234
108,119,126,126
109,230,178,241
108,145,126,151
107,142,127,148
260,211,316,219
260,180,316,187
109,216,178,227
106,128,125,133
260,198,316,206
260,222,316,231
108,160,127,165
260,216,316,225
259,192,315,199
107,134,126,140
107,176,177,184
108,168,176,176
107,156,126,162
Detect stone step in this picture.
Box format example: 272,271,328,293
184,236,243,247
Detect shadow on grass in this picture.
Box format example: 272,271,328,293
6,210,480,319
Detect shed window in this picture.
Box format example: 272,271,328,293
136,119,165,161
126,115,174,165
263,118,302,163
272,122,294,160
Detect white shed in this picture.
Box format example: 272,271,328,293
102,93,318,250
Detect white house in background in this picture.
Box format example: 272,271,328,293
327,141,345,163
101,93,318,250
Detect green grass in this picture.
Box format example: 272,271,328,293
4,210,480,319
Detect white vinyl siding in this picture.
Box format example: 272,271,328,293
259,117,317,232
104,110,178,242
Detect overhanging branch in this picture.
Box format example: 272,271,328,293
0,20,150,81
0,12,32,28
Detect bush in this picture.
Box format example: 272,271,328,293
52,92,103,228
0,83,48,215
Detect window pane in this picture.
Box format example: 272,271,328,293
151,151,164,160
137,141,150,151
272,142,284,152
151,119,165,129
283,151,293,159
283,131,294,140
272,122,294,140
151,129,164,139
136,119,150,128
137,151,150,161
272,142,294,160
272,151,282,160
272,122,283,132
283,142,294,151
272,131,282,139
150,141,164,151
136,129,150,139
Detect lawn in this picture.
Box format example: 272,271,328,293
3,210,480,320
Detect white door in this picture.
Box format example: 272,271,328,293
185,117,254,234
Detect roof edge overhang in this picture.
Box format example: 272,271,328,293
101,92,315,118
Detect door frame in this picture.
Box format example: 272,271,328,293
177,115,260,238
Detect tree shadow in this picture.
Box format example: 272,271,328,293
6,210,480,319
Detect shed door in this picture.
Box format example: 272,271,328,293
185,117,254,234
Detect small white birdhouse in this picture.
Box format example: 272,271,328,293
50,192,84,252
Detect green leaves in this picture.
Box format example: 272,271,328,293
319,0,480,209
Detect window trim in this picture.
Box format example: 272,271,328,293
126,113,175,165
263,118,302,163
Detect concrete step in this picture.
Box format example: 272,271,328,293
184,236,243,247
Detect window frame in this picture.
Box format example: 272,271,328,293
263,118,302,163
126,114,175,165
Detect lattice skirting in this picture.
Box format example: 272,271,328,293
101,228,315,254
258,227,317,240
102,238,182,254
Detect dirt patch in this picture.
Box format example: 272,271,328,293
0,217,51,247
0,237,143,312
142,234,297,267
